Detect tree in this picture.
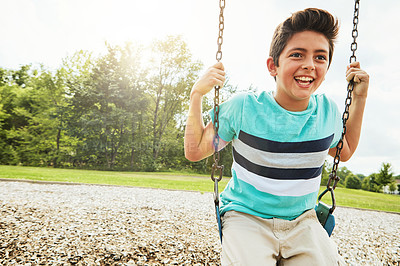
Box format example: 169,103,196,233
356,173,365,181
61,50,96,167
147,35,202,165
336,166,352,186
345,174,361,189
64,44,148,169
0,68,9,163
1,35,275,174
320,165,352,187
0,64,74,166
362,173,381,192
0,65,39,165
90,43,146,169
388,182,397,194
30,67,74,167
376,162,394,187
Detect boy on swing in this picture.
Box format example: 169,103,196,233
185,8,369,265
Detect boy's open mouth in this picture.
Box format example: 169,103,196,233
294,76,314,86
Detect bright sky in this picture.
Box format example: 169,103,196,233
1,0,399,176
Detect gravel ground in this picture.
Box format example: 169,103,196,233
0,180,399,265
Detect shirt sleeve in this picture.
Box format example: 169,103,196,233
209,93,246,142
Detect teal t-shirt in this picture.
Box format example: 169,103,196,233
210,91,342,220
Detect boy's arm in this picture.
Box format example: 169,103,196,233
329,61,369,162
184,62,228,162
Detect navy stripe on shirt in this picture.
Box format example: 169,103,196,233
232,147,323,180
238,131,334,153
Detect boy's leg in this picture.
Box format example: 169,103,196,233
278,209,345,266
221,211,279,266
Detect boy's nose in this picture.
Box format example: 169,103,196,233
302,58,315,71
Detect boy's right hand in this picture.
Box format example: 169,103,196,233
191,62,226,99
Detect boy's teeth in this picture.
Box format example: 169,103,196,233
295,76,313,82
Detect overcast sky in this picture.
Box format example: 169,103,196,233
1,0,399,176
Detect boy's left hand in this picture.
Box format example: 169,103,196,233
346,61,369,98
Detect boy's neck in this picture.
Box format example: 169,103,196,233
272,90,310,112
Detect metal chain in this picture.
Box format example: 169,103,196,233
216,0,225,62
325,0,360,212
211,0,225,187
211,0,225,243
349,0,360,64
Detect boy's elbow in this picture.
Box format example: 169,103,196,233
340,156,350,162
185,151,197,162
185,136,214,162
185,152,203,162
336,147,353,162
184,147,202,162
340,153,352,162
340,143,355,162
329,149,351,162
329,139,354,163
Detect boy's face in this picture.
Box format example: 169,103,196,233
267,30,330,111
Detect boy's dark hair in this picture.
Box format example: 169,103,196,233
269,8,339,68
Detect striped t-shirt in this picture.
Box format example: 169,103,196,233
210,91,342,220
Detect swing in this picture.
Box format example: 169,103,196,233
210,0,362,242
315,0,361,237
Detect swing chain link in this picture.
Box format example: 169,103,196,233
211,0,225,205
326,0,360,209
350,0,360,64
216,0,225,62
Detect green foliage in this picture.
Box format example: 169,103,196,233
362,173,381,192
376,162,394,187
388,182,397,194
321,162,354,188
320,161,331,186
147,35,202,162
0,36,214,173
66,43,149,169
336,166,351,186
360,163,396,193
344,174,361,189
0,65,62,165
356,173,366,180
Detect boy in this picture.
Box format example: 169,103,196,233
185,8,369,265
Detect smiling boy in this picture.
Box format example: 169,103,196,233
185,8,369,265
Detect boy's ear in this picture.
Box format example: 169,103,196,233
267,57,278,77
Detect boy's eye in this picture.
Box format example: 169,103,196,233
316,55,327,60
289,53,302,58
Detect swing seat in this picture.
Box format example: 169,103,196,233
315,202,335,237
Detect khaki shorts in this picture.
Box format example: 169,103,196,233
221,209,345,266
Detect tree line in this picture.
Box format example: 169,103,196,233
321,162,399,194
0,36,235,174
0,35,398,192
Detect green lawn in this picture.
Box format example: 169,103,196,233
0,165,228,193
1,165,399,213
317,187,399,213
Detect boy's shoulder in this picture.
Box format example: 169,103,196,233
227,91,271,104
223,91,276,116
227,91,252,103
313,93,339,110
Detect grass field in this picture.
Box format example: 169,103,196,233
1,165,399,213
